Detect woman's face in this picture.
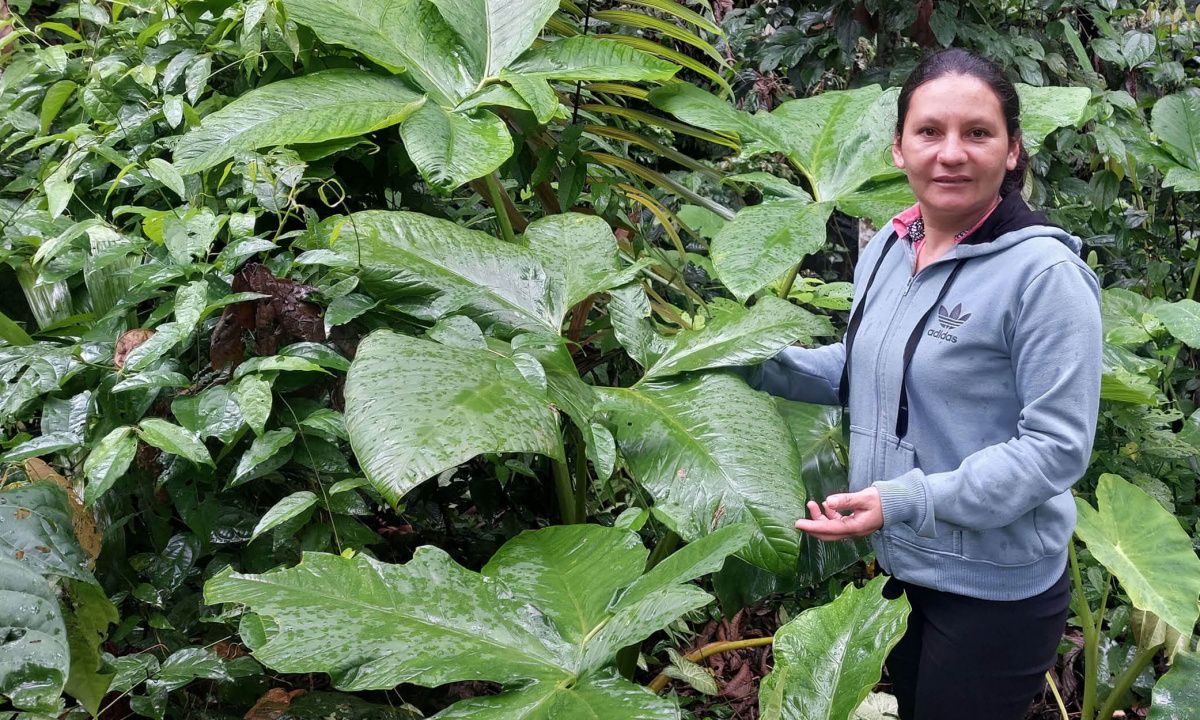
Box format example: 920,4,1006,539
892,74,1020,225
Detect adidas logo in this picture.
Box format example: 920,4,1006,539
937,303,971,330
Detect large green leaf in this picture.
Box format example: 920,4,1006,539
0,483,94,584
1016,85,1091,155
836,178,916,229
607,284,670,370
280,0,473,105
769,85,900,201
642,298,832,381
428,0,558,80
647,82,777,154
507,36,678,82
522,213,623,308
760,576,909,720
327,211,561,336
205,524,750,717
1151,94,1200,171
174,70,426,174
0,556,70,712
598,373,806,575
1101,287,1161,346
344,331,562,506
399,104,513,190
1148,651,1200,720
775,400,868,586
711,200,834,302
1152,298,1200,347
430,671,680,719
1074,474,1200,636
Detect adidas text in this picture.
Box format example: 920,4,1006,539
926,328,958,343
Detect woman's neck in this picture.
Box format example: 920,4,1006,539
921,196,1002,245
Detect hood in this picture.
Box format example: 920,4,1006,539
953,192,1082,258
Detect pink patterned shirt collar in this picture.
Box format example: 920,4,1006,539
890,199,1002,258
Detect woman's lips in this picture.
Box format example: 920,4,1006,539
932,175,972,184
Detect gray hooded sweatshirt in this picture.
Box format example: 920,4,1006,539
750,193,1102,600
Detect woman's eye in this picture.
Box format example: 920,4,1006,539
969,128,990,138
918,128,938,137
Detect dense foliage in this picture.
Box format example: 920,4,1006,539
1,1,1199,719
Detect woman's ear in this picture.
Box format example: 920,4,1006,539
1006,132,1021,171
892,134,906,169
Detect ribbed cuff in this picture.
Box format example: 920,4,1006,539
874,470,929,535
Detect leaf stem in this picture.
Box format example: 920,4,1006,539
647,637,775,693
1069,542,1099,720
552,429,579,524
645,530,680,571
482,172,518,243
1094,640,1162,720
778,263,801,299
552,457,577,524
1094,571,1111,641
1044,670,1068,720
571,427,588,523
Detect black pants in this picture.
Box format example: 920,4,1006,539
882,568,1071,720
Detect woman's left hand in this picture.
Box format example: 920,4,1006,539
795,487,884,541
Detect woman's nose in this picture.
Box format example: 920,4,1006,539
937,138,967,165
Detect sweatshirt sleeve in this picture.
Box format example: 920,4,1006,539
742,228,895,404
873,260,1102,536
742,341,846,405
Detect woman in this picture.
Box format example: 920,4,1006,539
748,49,1101,719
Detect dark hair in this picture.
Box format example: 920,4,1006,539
895,48,1029,198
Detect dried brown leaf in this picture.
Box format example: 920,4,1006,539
244,688,305,720
21,458,102,561
115,328,155,369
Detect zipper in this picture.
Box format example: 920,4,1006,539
868,250,962,467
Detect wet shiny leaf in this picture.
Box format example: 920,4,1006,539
236,374,274,436
136,418,213,466
344,331,561,507
1148,651,1200,719
174,71,425,174
172,385,245,443
82,426,137,505
598,373,806,575
251,492,319,542
642,298,832,381
327,210,560,336
759,576,909,720
1074,474,1200,636
0,556,70,712
206,524,748,717
231,429,296,487
522,213,622,309
776,400,868,586
0,483,95,583
399,104,512,190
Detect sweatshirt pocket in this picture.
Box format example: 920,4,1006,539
879,435,964,556
961,513,1047,566
847,425,874,492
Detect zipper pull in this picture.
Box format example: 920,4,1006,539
902,278,914,297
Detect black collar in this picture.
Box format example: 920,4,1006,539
961,192,1058,245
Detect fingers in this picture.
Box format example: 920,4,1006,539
796,491,882,541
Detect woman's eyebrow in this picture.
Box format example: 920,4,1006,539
907,113,1005,127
